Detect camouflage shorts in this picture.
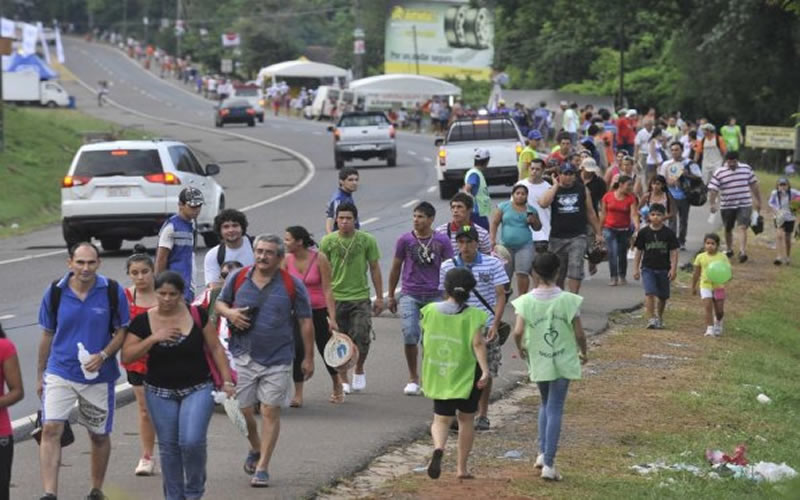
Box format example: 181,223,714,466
483,328,502,378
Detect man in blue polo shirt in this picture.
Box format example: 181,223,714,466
325,167,360,233
215,234,314,488
37,242,129,500
156,187,204,301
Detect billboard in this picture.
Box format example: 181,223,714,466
384,1,494,81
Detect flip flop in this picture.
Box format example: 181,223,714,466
428,449,443,479
457,473,475,480
329,392,345,404
289,399,302,408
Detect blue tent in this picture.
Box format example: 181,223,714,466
5,53,58,80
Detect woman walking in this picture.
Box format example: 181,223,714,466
283,226,343,405
122,271,235,500
421,268,489,480
123,245,159,476
768,177,799,265
489,184,542,295
512,252,588,481
639,175,676,224
600,175,640,286
0,323,23,500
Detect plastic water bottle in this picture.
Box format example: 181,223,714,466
77,342,99,380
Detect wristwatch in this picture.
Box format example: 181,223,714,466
99,351,109,361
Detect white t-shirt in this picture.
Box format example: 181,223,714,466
203,242,255,285
635,128,652,153
563,109,579,133
516,179,552,241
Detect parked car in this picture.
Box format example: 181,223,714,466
434,116,524,199
61,140,225,250
328,111,397,169
230,84,265,122
215,99,256,127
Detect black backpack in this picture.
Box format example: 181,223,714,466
684,177,708,207
215,235,255,268
49,278,120,335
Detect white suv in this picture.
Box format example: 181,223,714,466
61,140,225,251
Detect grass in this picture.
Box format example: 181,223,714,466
0,106,149,237
364,171,800,499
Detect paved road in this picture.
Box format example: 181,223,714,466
3,38,716,499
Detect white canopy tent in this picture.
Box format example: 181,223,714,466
256,58,349,86
347,74,461,110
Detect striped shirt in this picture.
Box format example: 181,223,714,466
707,163,757,209
439,253,509,328
435,222,492,255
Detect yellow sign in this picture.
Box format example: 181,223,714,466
745,126,796,150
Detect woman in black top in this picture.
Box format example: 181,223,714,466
122,271,234,500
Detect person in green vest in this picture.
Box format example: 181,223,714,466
511,252,588,482
421,267,489,480
720,116,744,152
462,148,492,230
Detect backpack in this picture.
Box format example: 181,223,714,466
49,278,120,335
215,235,255,268
684,176,708,207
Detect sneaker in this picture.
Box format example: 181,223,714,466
474,416,490,431
655,318,665,330
704,326,715,337
427,448,444,479
774,258,783,266
738,253,748,263
86,489,106,500
243,450,260,475
646,318,659,329
403,382,421,395
714,320,723,337
342,383,352,394
352,373,366,392
680,244,687,251
135,457,155,476
725,250,734,258
541,465,562,481
534,453,545,469
250,470,270,487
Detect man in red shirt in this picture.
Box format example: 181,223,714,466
616,109,637,156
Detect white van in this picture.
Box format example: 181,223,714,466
305,86,341,120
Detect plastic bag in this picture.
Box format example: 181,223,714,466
707,211,721,227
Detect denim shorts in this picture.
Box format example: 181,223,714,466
398,293,440,345
549,236,587,281
641,267,671,299
508,242,535,276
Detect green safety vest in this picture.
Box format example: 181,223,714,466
464,167,491,218
511,292,583,382
420,303,488,400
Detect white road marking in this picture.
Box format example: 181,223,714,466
361,217,379,225
427,186,437,193
0,249,65,266
401,199,419,208
422,157,432,162
408,150,417,156
0,314,14,321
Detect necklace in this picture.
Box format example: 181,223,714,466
413,230,435,265
336,233,358,262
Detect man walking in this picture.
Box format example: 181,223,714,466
708,151,762,262
37,242,130,500
204,209,255,285
435,192,492,255
694,123,726,185
518,130,543,181
215,235,314,487
156,187,204,301
515,158,552,257
326,167,360,233
320,203,383,393
659,141,701,250
388,202,453,395
439,226,508,431
462,148,492,230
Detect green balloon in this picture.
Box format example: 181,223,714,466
707,260,732,284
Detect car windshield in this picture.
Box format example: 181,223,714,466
447,119,520,142
223,100,250,109
339,114,390,127
234,88,258,97
74,149,163,176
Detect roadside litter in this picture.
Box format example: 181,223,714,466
500,450,524,460
756,393,772,404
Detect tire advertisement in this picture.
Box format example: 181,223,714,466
384,1,494,81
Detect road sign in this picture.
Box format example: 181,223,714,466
222,32,241,47
353,39,365,55
221,58,233,74
746,125,796,150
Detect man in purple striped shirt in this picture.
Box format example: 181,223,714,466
708,151,762,262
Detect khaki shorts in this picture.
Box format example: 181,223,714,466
335,300,373,356
234,354,291,408
42,373,115,435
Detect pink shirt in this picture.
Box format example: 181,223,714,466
0,338,17,436
285,251,325,310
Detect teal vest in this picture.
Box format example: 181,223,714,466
465,168,491,218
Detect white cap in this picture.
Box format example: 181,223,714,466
627,109,638,117
474,148,491,161
580,158,601,174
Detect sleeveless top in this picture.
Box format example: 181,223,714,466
550,182,587,238
285,250,325,309
122,287,153,374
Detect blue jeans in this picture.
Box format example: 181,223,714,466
398,293,440,345
537,378,570,467
146,384,215,500
603,227,631,279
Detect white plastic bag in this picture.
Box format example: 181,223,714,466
707,211,720,227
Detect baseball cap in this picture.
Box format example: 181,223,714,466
626,109,638,117
560,163,577,174
474,148,491,161
455,225,479,241
179,187,204,207
580,158,601,174
527,129,543,140
559,100,568,107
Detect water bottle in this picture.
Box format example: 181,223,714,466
77,342,99,380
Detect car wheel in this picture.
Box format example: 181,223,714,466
62,222,84,250
439,180,458,200
258,115,264,123
334,154,345,170
248,119,255,127
218,195,225,211
45,101,57,108
387,151,397,167
202,231,220,248
100,238,123,252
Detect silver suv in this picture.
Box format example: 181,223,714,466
328,111,397,169
61,140,225,250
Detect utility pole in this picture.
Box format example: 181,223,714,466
175,0,181,58
352,0,364,80
412,25,420,75
123,0,128,38
618,23,625,109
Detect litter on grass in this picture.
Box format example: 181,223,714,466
500,450,524,460
706,445,748,466
756,393,772,404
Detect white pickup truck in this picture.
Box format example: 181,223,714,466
434,116,525,199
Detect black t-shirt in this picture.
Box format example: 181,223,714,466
584,175,607,216
550,182,587,239
634,225,680,270
128,307,211,389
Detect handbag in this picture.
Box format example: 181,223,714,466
471,288,512,346
32,410,74,447
190,305,237,390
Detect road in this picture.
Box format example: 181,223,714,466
2,38,715,499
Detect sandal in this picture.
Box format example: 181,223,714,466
329,391,345,404
289,399,302,408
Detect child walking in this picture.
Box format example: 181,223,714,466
421,268,490,480
767,177,799,265
632,203,680,329
691,233,730,336
511,252,588,481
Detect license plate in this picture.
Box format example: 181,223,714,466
353,144,376,151
108,187,131,197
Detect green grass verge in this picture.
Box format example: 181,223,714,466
0,106,149,237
